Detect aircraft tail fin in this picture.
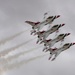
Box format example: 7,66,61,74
25,21,35,26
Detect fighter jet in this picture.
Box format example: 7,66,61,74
35,23,65,43
46,43,75,61
25,15,60,35
40,33,70,51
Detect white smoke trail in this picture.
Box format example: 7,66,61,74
0,45,42,69
0,58,8,65
2,54,48,71
0,29,29,45
0,68,6,75
6,45,42,62
0,37,36,57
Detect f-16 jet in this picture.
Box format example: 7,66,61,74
35,24,65,43
40,33,70,51
25,15,60,35
46,43,75,61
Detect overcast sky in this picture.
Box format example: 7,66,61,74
0,0,75,75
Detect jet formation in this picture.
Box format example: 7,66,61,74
25,12,75,61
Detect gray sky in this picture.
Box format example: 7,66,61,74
0,0,75,75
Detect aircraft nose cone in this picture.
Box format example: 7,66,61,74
57,15,60,18
62,23,65,26
72,43,75,45
68,33,70,35
66,33,71,36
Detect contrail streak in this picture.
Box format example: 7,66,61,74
2,54,48,71
6,45,42,62
0,45,42,69
0,29,29,45
0,37,36,57
0,68,5,75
